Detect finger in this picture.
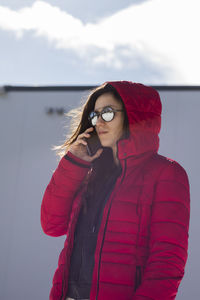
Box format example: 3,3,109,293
78,127,93,137
77,133,90,140
75,138,87,146
77,130,93,140
85,127,94,133
90,148,103,161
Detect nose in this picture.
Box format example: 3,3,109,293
95,115,105,126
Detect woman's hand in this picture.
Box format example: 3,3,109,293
68,127,103,162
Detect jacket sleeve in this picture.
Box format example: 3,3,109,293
133,161,190,300
41,151,91,237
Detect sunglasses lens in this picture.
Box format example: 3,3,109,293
102,111,114,122
89,111,98,126
89,107,116,126
91,116,98,126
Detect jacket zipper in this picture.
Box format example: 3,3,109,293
95,159,127,300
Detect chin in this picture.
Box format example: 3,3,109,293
101,142,110,147
99,136,116,149
100,140,113,149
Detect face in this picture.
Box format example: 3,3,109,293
93,93,124,152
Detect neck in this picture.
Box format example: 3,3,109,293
112,144,120,166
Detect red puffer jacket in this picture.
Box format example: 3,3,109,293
41,81,190,300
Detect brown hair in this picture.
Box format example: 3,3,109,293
54,83,130,211
53,83,129,159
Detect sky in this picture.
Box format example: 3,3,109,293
0,0,199,86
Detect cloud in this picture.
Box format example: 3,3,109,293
0,0,199,84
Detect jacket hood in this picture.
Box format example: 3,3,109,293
105,81,162,159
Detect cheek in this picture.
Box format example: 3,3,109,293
117,127,124,139
113,122,124,140
116,117,124,134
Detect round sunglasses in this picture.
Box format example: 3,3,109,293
88,106,123,126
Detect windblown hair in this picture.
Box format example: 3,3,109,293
54,83,130,210
54,83,129,158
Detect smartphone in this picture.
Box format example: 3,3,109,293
86,129,102,156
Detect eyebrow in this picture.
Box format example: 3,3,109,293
94,105,119,112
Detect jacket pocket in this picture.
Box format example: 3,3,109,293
135,265,142,291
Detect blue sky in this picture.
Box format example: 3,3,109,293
0,0,199,85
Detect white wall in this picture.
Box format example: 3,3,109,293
159,90,199,300
0,86,198,300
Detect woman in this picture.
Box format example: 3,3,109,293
41,81,190,300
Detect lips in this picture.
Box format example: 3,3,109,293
98,131,108,135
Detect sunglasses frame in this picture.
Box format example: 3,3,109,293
88,106,123,126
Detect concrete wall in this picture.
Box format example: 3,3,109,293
0,86,198,299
